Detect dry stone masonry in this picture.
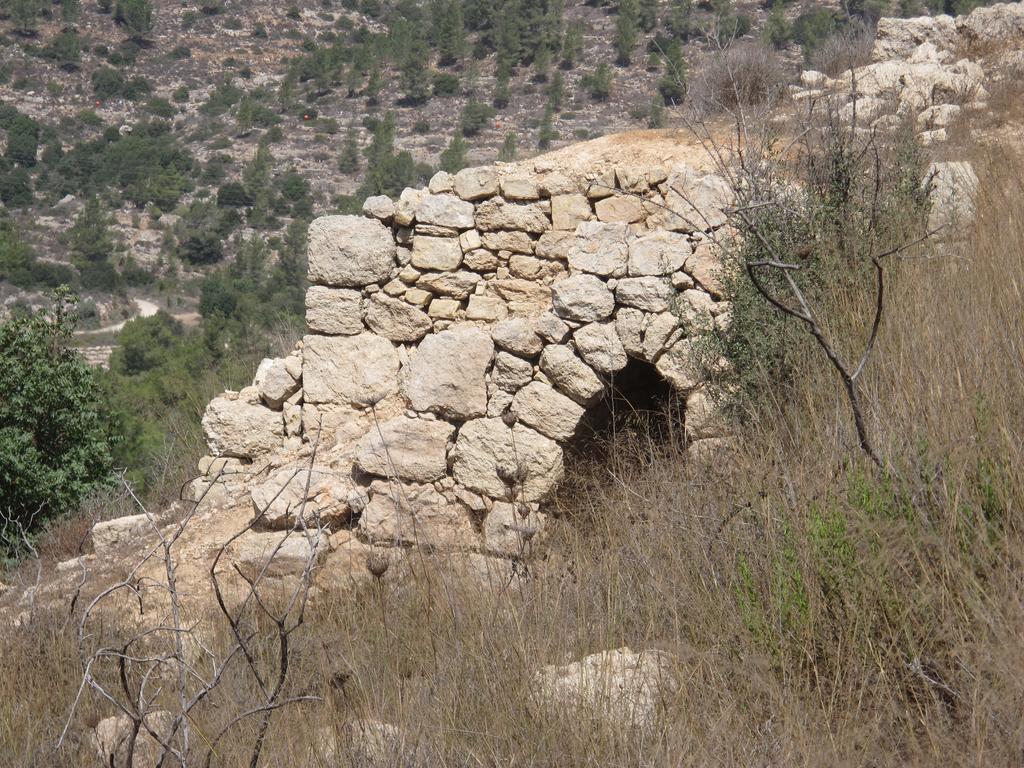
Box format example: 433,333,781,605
196,161,734,562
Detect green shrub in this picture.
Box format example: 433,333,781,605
0,290,113,549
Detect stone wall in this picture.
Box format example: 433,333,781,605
197,161,734,557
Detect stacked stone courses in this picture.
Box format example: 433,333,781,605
200,161,736,558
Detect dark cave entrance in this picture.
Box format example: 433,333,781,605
562,357,684,481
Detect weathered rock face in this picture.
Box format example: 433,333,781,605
198,157,736,564
535,647,679,729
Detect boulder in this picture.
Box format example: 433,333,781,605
452,419,564,501
411,236,464,271
305,286,364,335
92,514,150,556
416,270,481,299
414,194,475,229
614,277,675,313
573,322,628,374
465,295,509,321
402,328,494,419
490,278,553,315
512,381,586,441
872,14,958,61
364,293,432,342
628,230,691,276
923,160,979,232
308,216,396,287
250,466,353,529
483,501,546,556
491,317,543,357
259,357,300,409
568,221,630,277
500,177,541,201
302,333,400,407
475,199,551,233
203,396,284,458
354,416,455,483
614,307,645,358
551,193,593,230
956,1,1024,47
359,483,477,548
684,242,725,297
534,647,678,729
655,338,700,392
492,351,535,393
551,274,615,322
539,345,604,405
655,169,732,232
233,530,329,581
362,195,395,221
594,195,646,223
453,167,500,201
92,711,175,768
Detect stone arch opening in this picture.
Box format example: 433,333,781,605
563,357,683,477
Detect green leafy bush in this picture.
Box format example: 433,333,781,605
0,291,113,547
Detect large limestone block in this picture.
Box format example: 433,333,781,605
615,277,675,313
364,293,432,342
203,396,284,458
491,317,543,357
452,419,564,501
415,194,475,229
923,160,979,233
512,381,585,441
594,195,646,223
302,333,400,407
655,170,733,232
92,514,150,556
655,338,700,393
305,286,364,335
684,242,725,297
551,193,593,230
484,501,546,556
551,274,614,322
411,236,463,271
402,327,493,419
574,322,628,374
454,167,500,200
475,198,551,233
355,416,455,483
872,14,958,61
490,278,553,315
417,270,481,299
492,351,534,393
359,483,477,547
251,466,353,530
539,345,604,405
628,230,691,276
260,358,299,411
535,647,678,729
308,215,396,287
233,530,328,581
568,221,630,277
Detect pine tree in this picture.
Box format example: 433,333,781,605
763,0,791,49
439,133,468,173
648,92,666,128
492,59,511,109
582,62,613,101
62,0,82,23
639,0,658,31
400,40,432,104
658,39,687,103
8,0,41,34
498,132,517,161
436,0,467,65
560,22,583,69
666,0,695,40
547,70,564,112
615,0,640,66
244,142,274,226
116,0,154,38
533,43,551,82
365,63,383,105
537,107,557,149
67,196,117,265
339,122,360,174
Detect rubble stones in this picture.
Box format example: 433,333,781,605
308,216,396,287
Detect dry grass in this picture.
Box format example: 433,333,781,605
2,152,1024,766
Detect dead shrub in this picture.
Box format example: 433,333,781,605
810,22,876,77
692,41,788,115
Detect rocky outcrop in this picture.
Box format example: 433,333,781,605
195,157,733,569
